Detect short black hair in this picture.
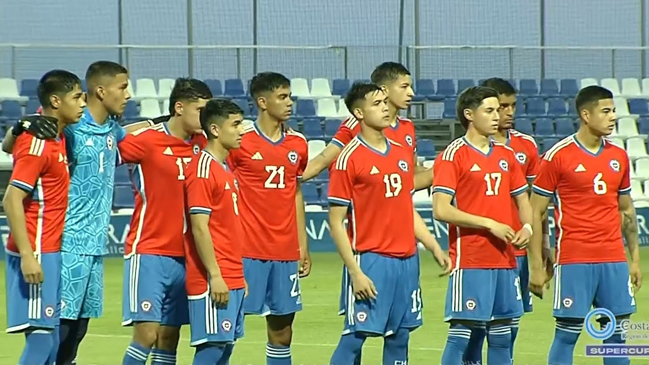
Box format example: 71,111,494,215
480,78,516,96
575,85,614,116
370,62,411,85
200,99,244,139
456,86,500,129
37,70,82,107
168,78,213,115
249,72,290,100
344,82,384,117
85,61,128,94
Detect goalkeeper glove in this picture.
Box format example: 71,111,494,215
12,115,59,139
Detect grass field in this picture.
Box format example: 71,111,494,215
1,251,648,365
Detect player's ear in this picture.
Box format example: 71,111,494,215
352,107,363,121
256,96,267,111
210,123,219,139
174,101,183,116
49,94,61,110
462,107,473,122
95,86,105,101
379,85,388,94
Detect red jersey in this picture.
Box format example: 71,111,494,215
328,137,416,258
184,150,245,295
532,136,630,265
226,123,308,261
506,130,540,256
331,116,417,155
6,134,70,255
433,137,528,269
118,123,206,257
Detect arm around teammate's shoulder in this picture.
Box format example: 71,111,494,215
302,142,342,181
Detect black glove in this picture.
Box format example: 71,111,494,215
151,115,171,124
12,115,59,139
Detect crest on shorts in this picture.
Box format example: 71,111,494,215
398,160,409,172
465,299,476,311
499,159,509,172
609,159,620,172
356,311,367,323
141,300,152,312
405,135,413,147
515,152,527,164
45,306,55,318
287,151,298,165
221,320,232,332
563,297,573,308
193,144,200,155
107,135,114,150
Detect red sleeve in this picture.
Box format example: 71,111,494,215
619,153,632,195
9,135,49,192
532,155,561,198
327,157,355,206
297,141,308,180
225,149,240,172
117,128,151,163
331,118,358,148
526,143,540,182
186,163,219,215
508,151,528,196
432,150,459,196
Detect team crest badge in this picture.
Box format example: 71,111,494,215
141,301,152,312
515,152,527,164
398,160,409,172
287,151,298,165
45,306,55,318
221,320,232,332
563,298,573,308
499,159,509,172
193,144,200,155
405,135,413,147
356,312,367,322
466,299,476,311
107,135,114,150
609,159,620,172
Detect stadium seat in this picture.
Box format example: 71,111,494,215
203,79,222,96
415,79,435,100
436,79,456,98
519,79,539,96
580,78,598,89
614,97,631,118
113,186,135,209
635,159,649,180
301,183,322,205
134,78,158,100
308,140,326,159
609,137,625,148
417,139,436,159
313,169,329,184
638,117,649,135
514,118,533,135
524,98,546,116
20,79,38,98
541,138,559,153
285,118,298,131
630,161,638,180
641,79,649,99
567,98,577,116
622,78,642,98
337,99,351,117
534,118,554,137
295,100,316,117
442,99,456,119
0,78,28,102
627,137,648,160
457,79,474,94
1,100,22,120
123,100,139,120
600,78,621,97
311,78,333,99
316,98,339,118
631,179,648,201
157,78,176,99
560,79,579,96
547,98,568,117
301,118,323,139
540,79,559,97
514,105,525,118
232,99,251,116
139,99,162,119
25,99,40,115
628,99,649,116
413,189,432,207
555,118,575,137
332,79,351,96
324,119,341,138
617,117,639,138
115,165,131,186
291,78,311,99
0,151,12,164
319,183,329,202
126,79,135,100
162,100,170,116
224,79,246,98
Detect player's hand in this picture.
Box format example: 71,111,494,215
431,248,452,277
630,261,643,292
511,228,531,249
299,249,312,278
529,268,547,299
351,272,377,300
209,276,229,307
542,248,554,289
244,280,249,297
20,254,44,284
486,220,515,243
13,115,59,139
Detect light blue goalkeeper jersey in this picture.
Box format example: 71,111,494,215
61,109,126,255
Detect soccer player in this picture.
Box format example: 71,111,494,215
225,72,308,365
327,82,421,365
432,86,533,365
528,86,642,365
118,78,212,365
3,70,85,365
184,99,247,365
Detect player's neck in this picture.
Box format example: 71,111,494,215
256,114,283,142
85,97,109,125
492,129,509,144
167,116,190,141
388,103,400,127
205,140,228,165
360,125,388,151
464,128,492,152
575,127,603,152
41,109,66,136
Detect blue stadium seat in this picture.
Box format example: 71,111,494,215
566,98,577,116
555,118,575,137
320,183,329,202
415,79,435,100
514,104,525,118
457,79,475,94
560,79,579,97
25,99,40,115
515,118,533,135
285,118,298,131
115,165,131,186
442,98,456,119
524,97,546,116
224,78,245,98
638,117,649,135
519,79,539,96
355,79,370,85
541,138,559,154
534,118,555,137
204,79,223,96
249,104,258,118
417,139,436,159
0,128,6,139
80,79,87,92
332,79,351,96
113,186,135,209
314,169,329,184
324,119,341,138
540,79,559,97
232,98,251,116
20,79,38,98
123,100,139,120
302,118,323,139
628,99,649,116
547,98,568,117
508,79,518,91
436,79,456,98
295,100,316,117
1,100,22,120
301,183,322,206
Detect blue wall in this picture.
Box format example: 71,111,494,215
0,0,646,82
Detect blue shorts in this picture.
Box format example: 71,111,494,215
5,252,62,333
122,254,189,327
515,255,533,313
444,268,523,322
553,262,636,319
242,259,302,316
341,252,422,336
60,252,104,319
188,288,246,347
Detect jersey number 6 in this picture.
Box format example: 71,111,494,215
593,172,607,195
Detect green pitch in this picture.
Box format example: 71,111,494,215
1,250,648,364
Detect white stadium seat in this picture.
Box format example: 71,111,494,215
580,78,598,89
305,205,323,212
626,137,648,160
600,78,621,97
317,98,339,118
0,152,12,164
311,78,333,98
608,137,625,148
622,78,642,98
643,180,649,196
127,79,135,99
635,159,649,180
139,99,162,119
337,99,351,117
307,140,326,160
413,189,432,206
290,78,311,98
0,78,28,102
158,78,176,100
642,78,649,99
616,117,639,138
630,159,638,179
162,99,170,115
631,179,647,201
134,78,158,100
613,97,630,118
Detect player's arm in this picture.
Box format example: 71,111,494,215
413,209,450,273
123,120,153,133
189,213,222,279
116,128,150,164
432,192,494,229
295,182,310,277
619,195,640,263
2,116,59,154
3,186,35,259
302,143,341,182
414,168,433,191
328,205,361,275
